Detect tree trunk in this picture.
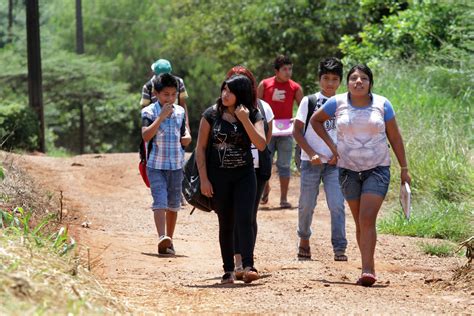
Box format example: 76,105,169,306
26,0,45,152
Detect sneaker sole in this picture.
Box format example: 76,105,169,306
158,238,172,253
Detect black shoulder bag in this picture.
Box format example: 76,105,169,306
182,111,215,214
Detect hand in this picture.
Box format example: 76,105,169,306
159,103,174,119
327,155,338,165
310,154,322,165
401,169,411,185
200,178,214,198
235,104,249,122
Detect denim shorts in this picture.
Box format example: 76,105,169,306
268,135,293,178
147,167,183,212
339,166,390,200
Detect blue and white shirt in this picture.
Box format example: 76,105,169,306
322,92,395,172
141,102,186,170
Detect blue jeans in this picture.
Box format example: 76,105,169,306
297,161,347,254
268,135,293,178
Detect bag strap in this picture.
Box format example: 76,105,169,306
257,99,269,136
303,94,318,135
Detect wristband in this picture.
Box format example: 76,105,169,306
401,166,408,170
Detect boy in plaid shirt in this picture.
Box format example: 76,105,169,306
141,73,191,255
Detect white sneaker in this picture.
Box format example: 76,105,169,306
158,235,172,254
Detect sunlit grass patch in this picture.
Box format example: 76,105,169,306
379,200,473,242
418,241,457,257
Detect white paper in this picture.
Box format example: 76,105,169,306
399,182,411,219
272,119,293,136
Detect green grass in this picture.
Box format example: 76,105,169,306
379,200,473,242
419,241,457,257
375,62,473,242
0,208,128,314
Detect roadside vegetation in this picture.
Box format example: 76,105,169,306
0,157,129,314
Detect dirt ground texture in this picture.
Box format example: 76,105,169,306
10,152,473,314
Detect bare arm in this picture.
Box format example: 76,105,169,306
235,106,266,151
141,104,174,142
386,117,411,184
180,127,192,147
257,81,264,100
294,86,304,106
310,108,337,157
180,102,191,132
293,119,322,164
266,118,273,144
196,117,214,197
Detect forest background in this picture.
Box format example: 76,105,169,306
0,0,472,242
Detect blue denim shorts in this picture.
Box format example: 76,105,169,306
147,167,183,212
339,166,390,200
268,135,293,178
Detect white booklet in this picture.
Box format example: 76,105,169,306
399,182,412,219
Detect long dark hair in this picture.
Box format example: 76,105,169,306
225,66,257,108
216,74,255,115
347,64,374,92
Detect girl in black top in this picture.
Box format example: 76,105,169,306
196,75,266,284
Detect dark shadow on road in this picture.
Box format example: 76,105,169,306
313,278,389,288
141,252,189,258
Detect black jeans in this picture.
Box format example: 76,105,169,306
234,169,267,257
209,165,256,272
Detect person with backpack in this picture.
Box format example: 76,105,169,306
225,66,274,280
293,57,347,261
257,55,303,208
141,73,191,256
140,59,190,130
195,75,266,284
311,64,411,286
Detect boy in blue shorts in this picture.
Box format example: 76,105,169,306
293,57,347,261
141,73,191,255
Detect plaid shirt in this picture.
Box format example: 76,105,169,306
141,102,186,170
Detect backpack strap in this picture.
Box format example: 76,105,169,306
257,99,269,136
303,94,318,135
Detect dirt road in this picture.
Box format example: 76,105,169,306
16,153,472,313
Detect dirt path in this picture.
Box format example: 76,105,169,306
14,153,472,313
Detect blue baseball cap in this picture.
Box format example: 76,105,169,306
151,59,172,75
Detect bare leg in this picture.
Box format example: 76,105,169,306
358,193,384,275
166,211,178,238
280,176,290,204
153,209,166,237
346,199,361,248
261,181,270,204
299,239,310,248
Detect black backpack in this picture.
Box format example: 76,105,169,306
294,94,318,171
256,100,272,180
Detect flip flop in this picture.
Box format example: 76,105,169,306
334,254,348,261
357,273,377,287
280,201,292,209
297,246,311,260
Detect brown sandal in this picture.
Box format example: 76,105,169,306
334,254,348,261
297,246,311,260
